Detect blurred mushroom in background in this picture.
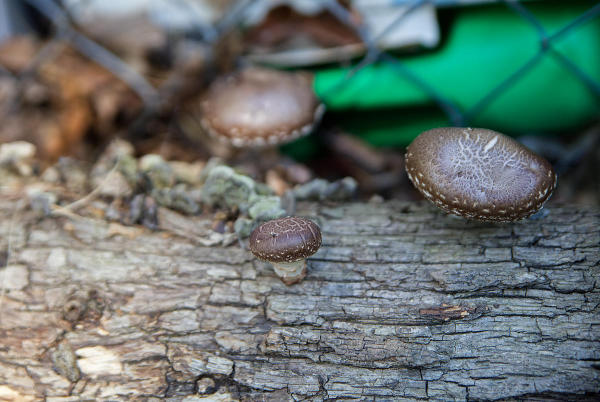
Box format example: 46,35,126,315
178,66,324,182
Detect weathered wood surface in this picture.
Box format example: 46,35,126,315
0,197,599,401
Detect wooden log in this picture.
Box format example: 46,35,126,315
0,196,599,401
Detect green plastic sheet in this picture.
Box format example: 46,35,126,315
311,0,600,147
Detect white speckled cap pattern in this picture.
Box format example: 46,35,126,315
201,68,324,147
249,217,322,263
405,127,557,222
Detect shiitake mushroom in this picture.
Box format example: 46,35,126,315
405,127,557,222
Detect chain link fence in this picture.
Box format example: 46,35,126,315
332,0,600,126
0,0,599,155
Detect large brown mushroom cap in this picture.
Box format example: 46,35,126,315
405,127,557,222
249,216,322,263
200,67,324,147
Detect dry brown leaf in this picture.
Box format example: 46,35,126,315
0,36,141,162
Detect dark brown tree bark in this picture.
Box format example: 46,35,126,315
0,195,599,401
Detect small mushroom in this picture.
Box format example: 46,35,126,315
249,216,322,285
405,127,557,222
200,67,324,147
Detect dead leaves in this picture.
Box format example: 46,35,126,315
0,37,141,163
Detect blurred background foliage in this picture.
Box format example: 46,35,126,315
0,0,598,203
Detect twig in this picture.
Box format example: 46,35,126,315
24,0,159,106
53,158,121,213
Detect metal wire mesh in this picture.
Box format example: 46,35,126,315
320,0,600,130
1,0,599,146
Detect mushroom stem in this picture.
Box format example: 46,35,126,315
272,260,307,285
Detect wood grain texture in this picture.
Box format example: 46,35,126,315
0,196,599,401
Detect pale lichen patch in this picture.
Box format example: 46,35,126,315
76,346,123,377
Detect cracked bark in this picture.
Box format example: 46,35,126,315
0,197,599,401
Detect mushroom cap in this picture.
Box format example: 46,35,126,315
200,67,324,147
249,216,322,263
405,127,557,222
